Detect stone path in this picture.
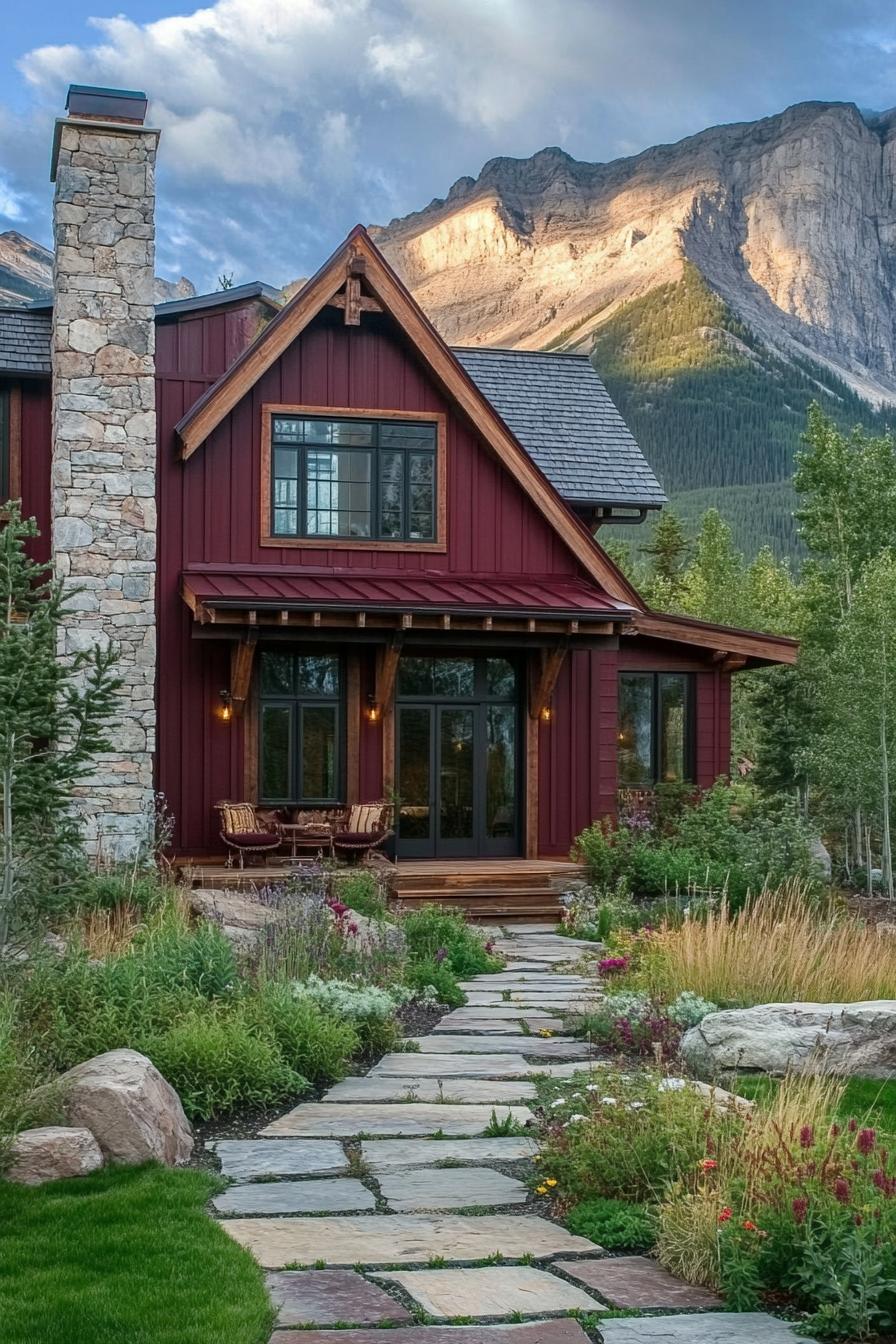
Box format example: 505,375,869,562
205,922,817,1342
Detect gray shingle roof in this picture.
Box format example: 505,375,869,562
0,307,51,375
454,346,666,509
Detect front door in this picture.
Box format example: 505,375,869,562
396,656,520,858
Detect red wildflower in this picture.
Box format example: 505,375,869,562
742,1220,758,1232
848,1118,858,1133
598,956,629,974
347,922,359,936
834,1178,851,1204
799,1125,814,1149
857,1128,877,1155
701,1159,718,1171
829,1123,842,1138
717,1207,733,1224
792,1197,809,1225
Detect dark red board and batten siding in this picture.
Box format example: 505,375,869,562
156,302,726,853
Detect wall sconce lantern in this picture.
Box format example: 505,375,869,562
540,705,553,724
365,694,381,724
219,689,233,723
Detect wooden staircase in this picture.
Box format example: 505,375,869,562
389,858,586,922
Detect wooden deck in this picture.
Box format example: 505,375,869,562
173,855,584,921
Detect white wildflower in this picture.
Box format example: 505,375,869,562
600,1097,617,1106
550,1097,568,1108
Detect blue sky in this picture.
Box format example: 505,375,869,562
1,0,894,293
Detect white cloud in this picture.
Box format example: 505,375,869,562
0,0,894,287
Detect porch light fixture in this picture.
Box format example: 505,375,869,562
540,705,553,724
219,688,233,723
365,694,380,724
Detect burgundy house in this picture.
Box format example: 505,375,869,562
0,87,796,893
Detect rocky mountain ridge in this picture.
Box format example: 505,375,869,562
372,101,896,408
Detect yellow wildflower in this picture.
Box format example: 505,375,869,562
545,1178,558,1188
536,1184,548,1195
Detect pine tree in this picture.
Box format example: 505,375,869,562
0,505,121,948
640,509,689,601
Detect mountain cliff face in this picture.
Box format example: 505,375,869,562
372,101,896,553
0,230,196,306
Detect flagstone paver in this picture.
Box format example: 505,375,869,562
432,1018,526,1033
213,1177,375,1216
223,1213,600,1267
370,1052,536,1078
322,1076,538,1105
260,1102,534,1138
272,1321,594,1343
360,1136,539,1170
598,1313,819,1343
209,1139,350,1180
553,1255,723,1308
440,1005,563,1020
266,1269,412,1328
371,1266,604,1318
435,1015,566,1033
377,1166,528,1211
411,1034,592,1059
206,920,740,1340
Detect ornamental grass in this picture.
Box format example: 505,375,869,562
641,879,896,1006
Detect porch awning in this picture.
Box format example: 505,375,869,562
181,568,633,630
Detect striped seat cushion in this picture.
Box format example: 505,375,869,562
219,803,259,834
346,803,383,834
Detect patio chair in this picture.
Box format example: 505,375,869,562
332,801,394,864
214,800,283,869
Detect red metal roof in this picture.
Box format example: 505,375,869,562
182,568,632,620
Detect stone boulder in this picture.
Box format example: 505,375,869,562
54,1049,193,1165
5,1126,104,1185
681,1001,896,1080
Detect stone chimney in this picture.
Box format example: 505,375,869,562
50,86,159,859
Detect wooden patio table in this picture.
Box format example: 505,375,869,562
278,822,334,860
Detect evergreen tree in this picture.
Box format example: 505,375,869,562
0,505,121,948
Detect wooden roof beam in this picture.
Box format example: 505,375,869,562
529,640,569,721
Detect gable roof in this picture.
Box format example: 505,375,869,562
453,346,666,510
173,225,643,607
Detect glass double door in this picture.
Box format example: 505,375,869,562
396,657,520,859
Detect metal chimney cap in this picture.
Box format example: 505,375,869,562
65,85,148,125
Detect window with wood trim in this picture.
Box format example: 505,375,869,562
258,652,344,804
618,672,694,786
270,414,437,542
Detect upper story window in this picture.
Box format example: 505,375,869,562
618,672,694,786
270,415,437,542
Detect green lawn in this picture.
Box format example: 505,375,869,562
734,1075,896,1133
0,1164,274,1344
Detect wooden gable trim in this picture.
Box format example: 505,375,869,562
633,611,799,665
174,226,641,608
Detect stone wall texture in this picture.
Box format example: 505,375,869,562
51,119,159,858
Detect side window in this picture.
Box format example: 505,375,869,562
618,672,693,785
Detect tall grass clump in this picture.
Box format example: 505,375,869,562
641,880,896,1006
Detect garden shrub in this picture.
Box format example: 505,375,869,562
578,990,717,1057
403,956,466,1008
76,868,169,915
564,1196,656,1251
402,905,501,978
143,1007,309,1121
538,1069,737,1203
655,1073,896,1339
572,781,820,912
332,871,389,920
287,976,399,1059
